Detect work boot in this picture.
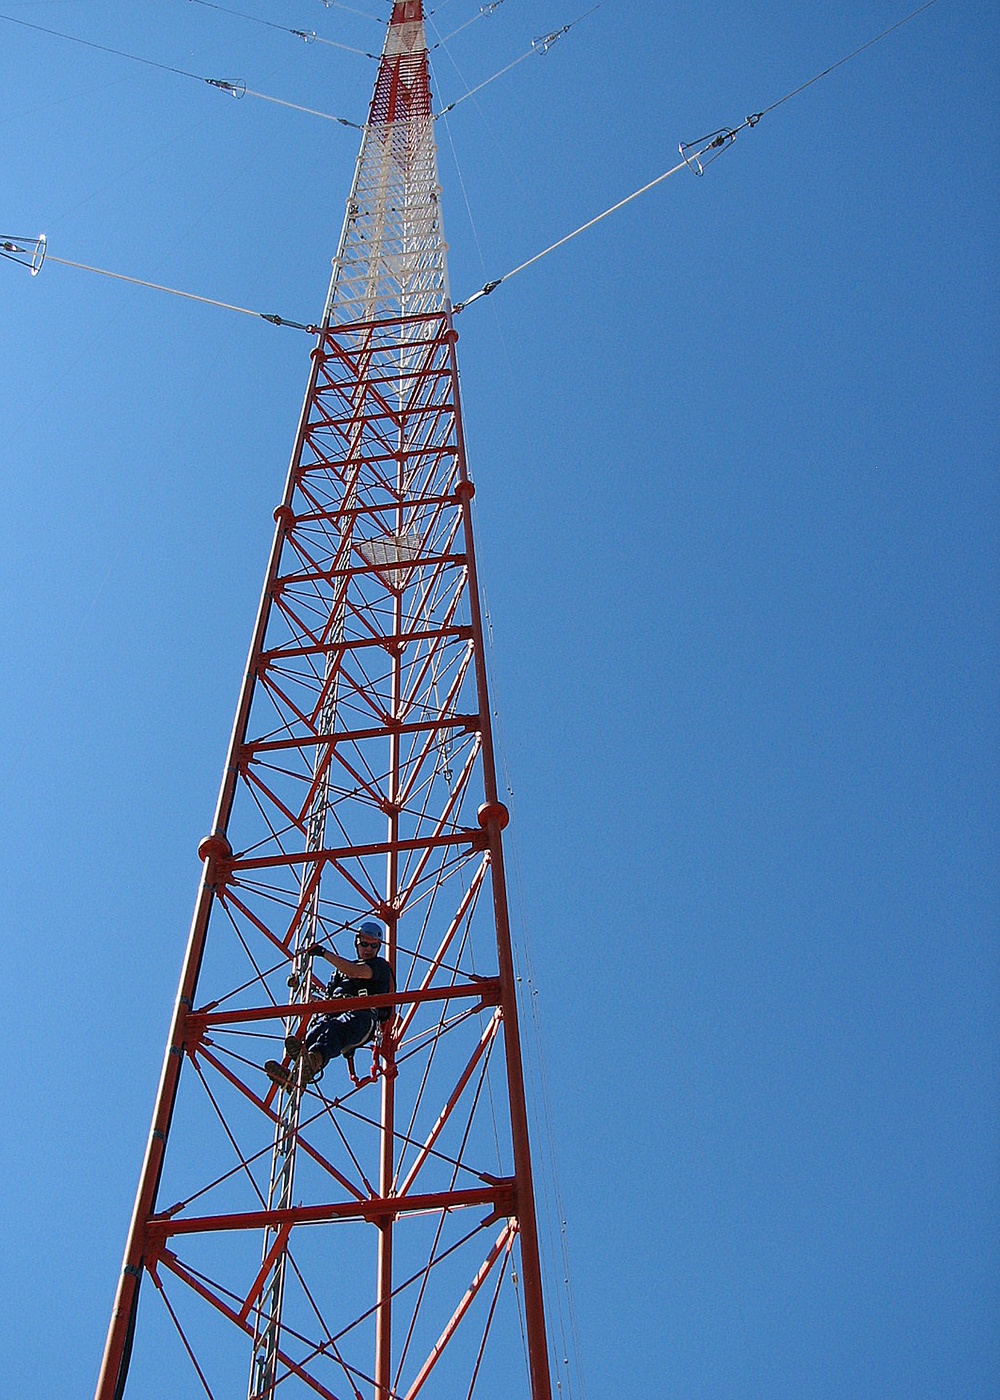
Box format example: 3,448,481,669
264,1059,296,1091
300,1049,325,1084
284,1035,302,1059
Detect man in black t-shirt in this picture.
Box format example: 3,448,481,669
264,921,394,1090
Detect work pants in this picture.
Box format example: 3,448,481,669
305,1008,376,1066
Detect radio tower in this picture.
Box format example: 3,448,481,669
95,4,554,1397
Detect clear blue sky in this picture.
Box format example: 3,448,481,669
1,2,996,1396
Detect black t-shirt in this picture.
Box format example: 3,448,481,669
327,955,394,1022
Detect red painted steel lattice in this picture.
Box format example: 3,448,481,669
95,7,553,1398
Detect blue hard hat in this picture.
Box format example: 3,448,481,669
357,920,383,941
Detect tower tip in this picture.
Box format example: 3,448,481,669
389,0,424,26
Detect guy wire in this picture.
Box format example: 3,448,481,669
454,0,943,311
0,11,363,127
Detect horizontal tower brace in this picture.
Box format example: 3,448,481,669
148,1183,517,1240
260,625,472,666
316,364,453,393
272,551,465,587
289,488,459,519
226,829,482,874
317,308,448,337
190,976,501,1027
242,714,480,754
308,400,456,432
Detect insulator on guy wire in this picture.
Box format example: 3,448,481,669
205,77,247,98
680,128,734,176
679,113,762,176
532,25,570,55
1,233,46,275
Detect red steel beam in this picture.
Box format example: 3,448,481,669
447,321,553,1400
149,1183,515,1240
93,318,332,1400
397,1009,501,1198
402,1223,516,1400
244,713,479,756
192,976,500,1028
98,293,555,1397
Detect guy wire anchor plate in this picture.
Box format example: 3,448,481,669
0,233,47,275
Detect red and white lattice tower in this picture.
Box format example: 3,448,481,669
95,4,554,1397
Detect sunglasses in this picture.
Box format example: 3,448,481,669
356,937,381,948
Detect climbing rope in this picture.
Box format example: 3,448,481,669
454,0,942,311
0,11,364,127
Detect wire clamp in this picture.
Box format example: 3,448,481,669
260,313,320,334
453,278,502,314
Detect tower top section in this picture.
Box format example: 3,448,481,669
372,1,432,124
325,0,448,326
